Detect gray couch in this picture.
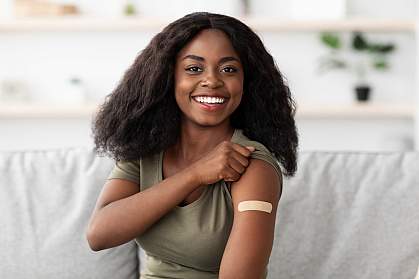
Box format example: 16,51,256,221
1,147,419,279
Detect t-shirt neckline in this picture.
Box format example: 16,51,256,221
158,128,240,211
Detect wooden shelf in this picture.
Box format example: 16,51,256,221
295,103,416,119
0,16,415,32
245,17,415,32
0,102,415,119
0,103,98,118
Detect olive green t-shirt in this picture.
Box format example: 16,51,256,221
107,128,282,279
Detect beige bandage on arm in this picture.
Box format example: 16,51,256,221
238,200,273,214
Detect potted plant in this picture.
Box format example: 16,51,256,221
317,31,396,102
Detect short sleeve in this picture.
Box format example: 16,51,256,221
230,128,283,184
107,160,140,185
250,148,283,184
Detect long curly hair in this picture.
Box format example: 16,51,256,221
92,12,299,177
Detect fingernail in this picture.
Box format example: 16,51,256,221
246,146,255,151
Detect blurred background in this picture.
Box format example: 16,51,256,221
0,0,417,152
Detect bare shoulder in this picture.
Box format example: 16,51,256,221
231,158,282,203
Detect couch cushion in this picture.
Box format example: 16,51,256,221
269,151,419,279
0,147,138,279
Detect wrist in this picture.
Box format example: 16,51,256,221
181,165,202,188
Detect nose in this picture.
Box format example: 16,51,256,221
201,70,224,88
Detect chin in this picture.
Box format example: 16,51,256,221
197,117,230,128
196,121,219,127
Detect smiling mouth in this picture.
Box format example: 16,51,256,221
192,96,227,104
191,95,228,112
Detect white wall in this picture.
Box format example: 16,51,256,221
298,119,414,151
347,0,416,19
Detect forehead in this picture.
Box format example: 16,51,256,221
176,28,240,61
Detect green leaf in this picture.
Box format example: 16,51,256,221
320,32,342,49
373,60,388,70
352,32,369,51
368,43,395,53
124,4,136,15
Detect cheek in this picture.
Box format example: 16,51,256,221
174,68,188,89
174,82,194,107
227,78,244,95
175,81,189,93
175,75,196,96
174,79,190,102
228,78,244,109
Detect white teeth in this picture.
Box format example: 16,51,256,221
194,96,225,104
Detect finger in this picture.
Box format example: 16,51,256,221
230,151,251,169
228,156,246,174
224,165,242,182
231,143,255,157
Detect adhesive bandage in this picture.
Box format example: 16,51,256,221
238,200,273,214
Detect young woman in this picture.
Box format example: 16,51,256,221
87,12,298,279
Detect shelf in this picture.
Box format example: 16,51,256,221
0,102,415,119
245,17,415,32
0,103,98,118
0,16,168,32
0,16,415,32
295,103,415,119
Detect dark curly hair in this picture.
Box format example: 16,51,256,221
91,12,299,177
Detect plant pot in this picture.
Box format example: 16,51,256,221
354,85,371,102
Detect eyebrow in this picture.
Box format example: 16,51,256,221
182,54,240,64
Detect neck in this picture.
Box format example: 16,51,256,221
172,122,235,164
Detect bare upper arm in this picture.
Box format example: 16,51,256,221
86,178,141,250
92,179,140,212
219,158,282,279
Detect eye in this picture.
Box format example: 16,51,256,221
185,66,203,73
221,66,238,73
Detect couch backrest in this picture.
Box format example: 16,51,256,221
0,148,138,279
271,151,419,279
1,148,418,279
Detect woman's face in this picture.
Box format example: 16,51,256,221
174,28,244,128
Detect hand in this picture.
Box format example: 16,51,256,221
189,141,255,185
